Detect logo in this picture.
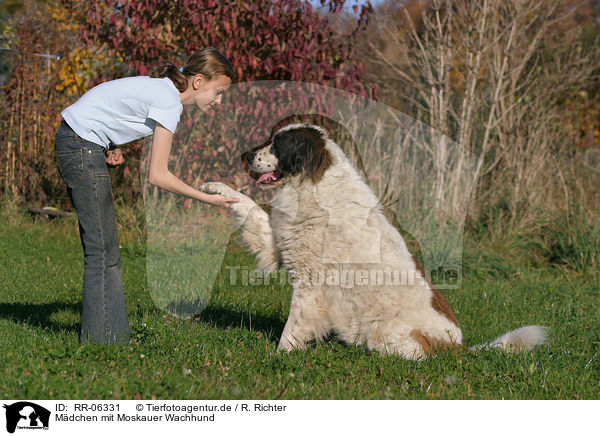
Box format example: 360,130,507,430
3,402,50,433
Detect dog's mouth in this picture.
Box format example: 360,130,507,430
242,155,285,187
254,170,284,186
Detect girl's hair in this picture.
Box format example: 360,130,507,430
151,47,236,92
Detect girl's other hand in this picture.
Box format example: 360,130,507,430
106,148,124,166
209,194,240,209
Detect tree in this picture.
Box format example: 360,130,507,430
78,0,376,193
80,0,372,92
0,0,80,203
361,0,600,230
0,0,125,203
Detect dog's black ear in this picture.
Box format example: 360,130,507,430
272,126,332,183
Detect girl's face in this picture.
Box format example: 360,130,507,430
183,74,232,111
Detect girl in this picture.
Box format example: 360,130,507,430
54,47,239,345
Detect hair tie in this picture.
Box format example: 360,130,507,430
179,66,184,73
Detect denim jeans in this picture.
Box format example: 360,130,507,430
54,121,130,344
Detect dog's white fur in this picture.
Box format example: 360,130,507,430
201,123,548,359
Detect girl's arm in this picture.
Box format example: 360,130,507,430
148,124,239,208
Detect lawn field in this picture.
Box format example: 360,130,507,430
0,207,598,400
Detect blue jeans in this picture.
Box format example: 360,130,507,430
54,121,130,344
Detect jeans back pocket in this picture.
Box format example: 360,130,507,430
56,149,84,187
89,150,110,179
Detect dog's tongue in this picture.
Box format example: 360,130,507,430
256,172,276,185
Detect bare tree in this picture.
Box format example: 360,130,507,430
362,0,600,230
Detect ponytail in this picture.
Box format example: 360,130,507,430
151,47,236,93
151,62,188,92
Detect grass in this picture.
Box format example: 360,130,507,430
0,203,598,400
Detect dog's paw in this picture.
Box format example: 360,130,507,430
199,182,238,198
200,182,257,223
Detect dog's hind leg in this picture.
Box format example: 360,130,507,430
363,319,427,360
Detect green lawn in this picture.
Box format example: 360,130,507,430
0,208,598,400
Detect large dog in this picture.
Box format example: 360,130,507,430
201,123,547,359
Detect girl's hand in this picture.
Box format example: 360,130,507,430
208,194,240,209
106,148,124,166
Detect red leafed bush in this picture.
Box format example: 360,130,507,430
78,0,376,194
81,0,371,91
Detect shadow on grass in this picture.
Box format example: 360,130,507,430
0,302,81,333
195,305,285,343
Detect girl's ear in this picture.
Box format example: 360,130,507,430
192,74,207,90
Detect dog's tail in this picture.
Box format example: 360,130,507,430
469,325,549,352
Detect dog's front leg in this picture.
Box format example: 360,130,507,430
200,182,280,272
278,314,312,352
277,288,323,352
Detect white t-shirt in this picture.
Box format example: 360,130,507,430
61,76,183,148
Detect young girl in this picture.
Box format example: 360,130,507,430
54,47,239,345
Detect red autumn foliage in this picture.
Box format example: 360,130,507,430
77,0,376,194
80,0,372,92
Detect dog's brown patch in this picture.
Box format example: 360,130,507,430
410,329,434,354
410,329,462,355
411,255,460,328
311,146,332,184
431,289,460,328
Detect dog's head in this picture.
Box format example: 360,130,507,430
242,123,333,188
